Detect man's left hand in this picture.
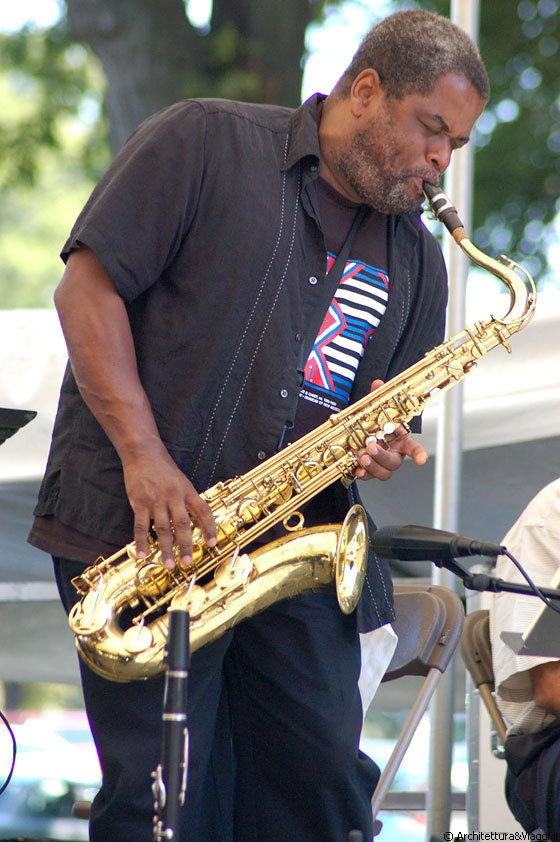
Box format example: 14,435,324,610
354,379,428,482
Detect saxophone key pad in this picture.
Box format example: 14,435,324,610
68,601,107,636
175,584,208,615
214,553,253,589
122,623,154,654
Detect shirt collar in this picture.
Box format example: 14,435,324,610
281,93,326,172
282,93,423,236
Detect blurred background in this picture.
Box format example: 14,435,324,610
0,0,559,839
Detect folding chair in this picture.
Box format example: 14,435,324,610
460,608,507,745
370,583,465,829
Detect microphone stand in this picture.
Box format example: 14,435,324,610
431,555,560,601
152,606,190,842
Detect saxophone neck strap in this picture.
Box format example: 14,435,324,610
277,202,369,451
298,202,370,378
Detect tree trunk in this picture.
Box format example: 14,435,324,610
66,0,203,152
65,0,322,153
212,0,317,106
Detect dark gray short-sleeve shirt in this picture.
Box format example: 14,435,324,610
32,94,448,632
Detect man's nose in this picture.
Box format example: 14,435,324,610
427,137,452,173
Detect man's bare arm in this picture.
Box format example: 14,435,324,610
54,245,216,567
529,660,560,718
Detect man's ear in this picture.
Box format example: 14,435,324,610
350,69,383,118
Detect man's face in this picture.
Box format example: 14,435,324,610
328,72,485,214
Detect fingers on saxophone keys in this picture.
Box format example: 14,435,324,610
153,509,177,569
168,511,193,569
184,490,217,552
133,508,151,560
171,494,217,568
354,440,379,479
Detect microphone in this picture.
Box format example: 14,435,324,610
371,524,505,562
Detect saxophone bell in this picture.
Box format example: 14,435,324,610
69,506,370,681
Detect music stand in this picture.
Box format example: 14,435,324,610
500,565,560,657
0,408,37,446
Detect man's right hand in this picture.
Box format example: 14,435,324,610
54,245,217,569
122,440,217,568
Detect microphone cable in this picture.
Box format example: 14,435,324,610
0,707,16,795
500,547,560,617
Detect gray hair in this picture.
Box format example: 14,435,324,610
335,9,490,101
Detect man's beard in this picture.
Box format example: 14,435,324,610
330,121,435,215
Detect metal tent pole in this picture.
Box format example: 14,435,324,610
427,1,481,837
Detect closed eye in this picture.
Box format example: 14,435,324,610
421,116,469,149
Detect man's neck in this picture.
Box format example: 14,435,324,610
317,95,365,205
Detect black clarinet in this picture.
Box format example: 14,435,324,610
152,607,190,841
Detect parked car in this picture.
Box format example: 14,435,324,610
0,776,96,841
0,711,100,841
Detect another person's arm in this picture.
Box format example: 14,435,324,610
530,661,560,718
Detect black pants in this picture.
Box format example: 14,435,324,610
504,720,560,833
54,557,380,842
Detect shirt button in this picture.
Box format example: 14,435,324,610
280,388,289,398
257,450,266,460
309,163,318,173
295,332,302,342
308,276,318,285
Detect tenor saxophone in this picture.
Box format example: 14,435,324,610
68,183,536,682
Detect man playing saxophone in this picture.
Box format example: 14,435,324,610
28,10,489,841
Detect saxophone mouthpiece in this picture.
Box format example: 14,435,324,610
422,182,464,236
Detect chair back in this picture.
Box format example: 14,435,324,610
371,583,465,831
384,583,465,680
460,608,507,744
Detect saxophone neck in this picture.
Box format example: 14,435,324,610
455,236,536,327
422,181,536,331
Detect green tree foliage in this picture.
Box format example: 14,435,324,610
0,0,330,307
0,20,108,307
0,0,558,308
0,22,108,186
64,0,328,154
422,0,560,285
474,0,560,285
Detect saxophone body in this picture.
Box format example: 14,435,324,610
68,184,536,682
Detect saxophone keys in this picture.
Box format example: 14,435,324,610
345,426,365,450
263,477,293,507
294,460,322,482
215,515,240,541
134,562,172,598
187,527,206,565
188,542,205,566
68,600,106,636
171,584,208,615
445,358,465,379
321,442,346,466
214,552,253,589
122,622,154,655
493,324,513,352
402,394,421,413
370,421,397,450
236,497,262,523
